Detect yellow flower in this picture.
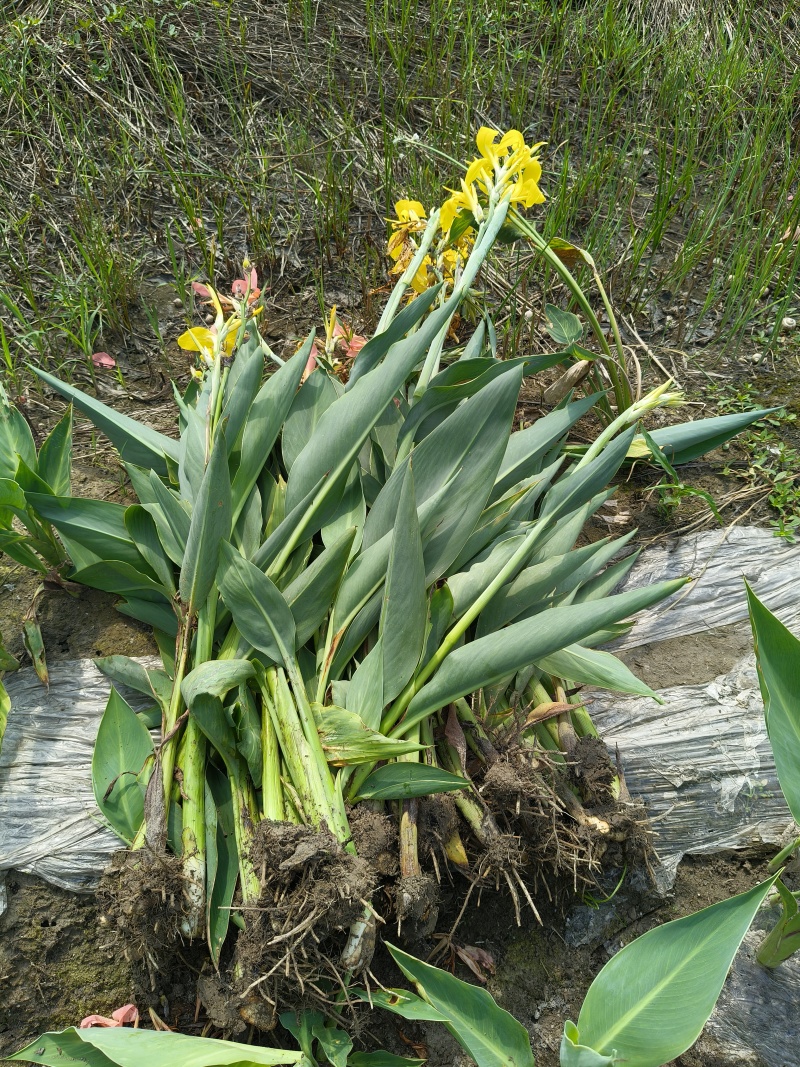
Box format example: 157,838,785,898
465,127,546,208
387,199,432,296
177,324,237,367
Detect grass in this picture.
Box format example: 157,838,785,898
0,0,798,385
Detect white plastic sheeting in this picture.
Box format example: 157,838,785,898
0,659,152,893
589,526,800,885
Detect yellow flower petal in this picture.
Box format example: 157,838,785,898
497,129,525,155
475,126,500,159
177,327,214,353
394,199,427,223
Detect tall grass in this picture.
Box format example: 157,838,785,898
0,0,797,379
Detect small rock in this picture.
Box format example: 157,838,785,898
205,313,215,324
173,298,183,309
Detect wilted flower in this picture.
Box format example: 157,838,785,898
387,200,432,295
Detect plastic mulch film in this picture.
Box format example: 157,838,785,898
610,525,800,650
0,659,152,899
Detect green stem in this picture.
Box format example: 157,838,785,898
376,209,441,333
260,679,284,822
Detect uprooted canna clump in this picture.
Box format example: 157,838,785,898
0,127,777,1023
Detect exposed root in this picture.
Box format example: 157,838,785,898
204,821,379,1032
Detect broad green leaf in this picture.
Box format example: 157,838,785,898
26,494,152,571
314,705,424,765
0,387,37,478
282,365,341,471
322,460,365,549
188,695,240,773
387,943,534,1067
0,477,27,528
232,684,262,787
180,430,232,615
182,659,255,705
231,340,310,522
144,471,191,565
69,561,170,602
540,428,636,523
381,463,426,703
347,284,441,386
348,1054,425,1067
536,644,661,701
284,527,356,648
544,303,584,346
573,549,641,604
23,618,48,687
30,368,181,474
492,391,603,501
10,1026,303,1066
575,877,777,1066
477,538,618,637
117,597,178,636
37,405,73,495
756,877,800,967
746,582,800,823
405,578,687,727
285,297,457,517
124,505,176,594
0,531,48,573
347,637,385,731
350,987,447,1022
645,408,779,466
218,542,296,665
219,344,264,453
310,1019,352,1067
92,687,154,843
398,352,568,447
559,1022,615,1066
355,763,466,800
448,532,527,620
94,655,172,709
421,584,454,667
206,762,238,966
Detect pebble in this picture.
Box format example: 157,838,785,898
173,298,183,309
205,313,215,324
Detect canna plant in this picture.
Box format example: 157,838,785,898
0,130,778,1014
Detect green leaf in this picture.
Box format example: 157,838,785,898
381,463,427,703
144,471,191,565
348,284,442,386
182,659,255,705
350,987,447,1022
535,644,661,701
746,582,800,823
92,687,154,843
284,527,356,648
23,619,49,687
117,598,178,636
348,1054,425,1067
310,1019,352,1067
10,1026,303,1066
0,531,49,573
69,561,170,602
544,304,584,346
218,542,296,666
646,408,779,465
448,532,527,621
575,877,777,1066
30,368,181,475
37,405,73,495
386,943,534,1067
220,344,264,454
26,494,152,571
314,705,424,765
355,763,466,800
206,763,238,967
285,296,457,520
347,637,385,731
0,387,37,479
179,430,232,615
406,578,687,726
94,655,172,710
0,477,27,528
124,505,176,594
559,1021,616,1066
231,341,310,522
282,365,341,471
